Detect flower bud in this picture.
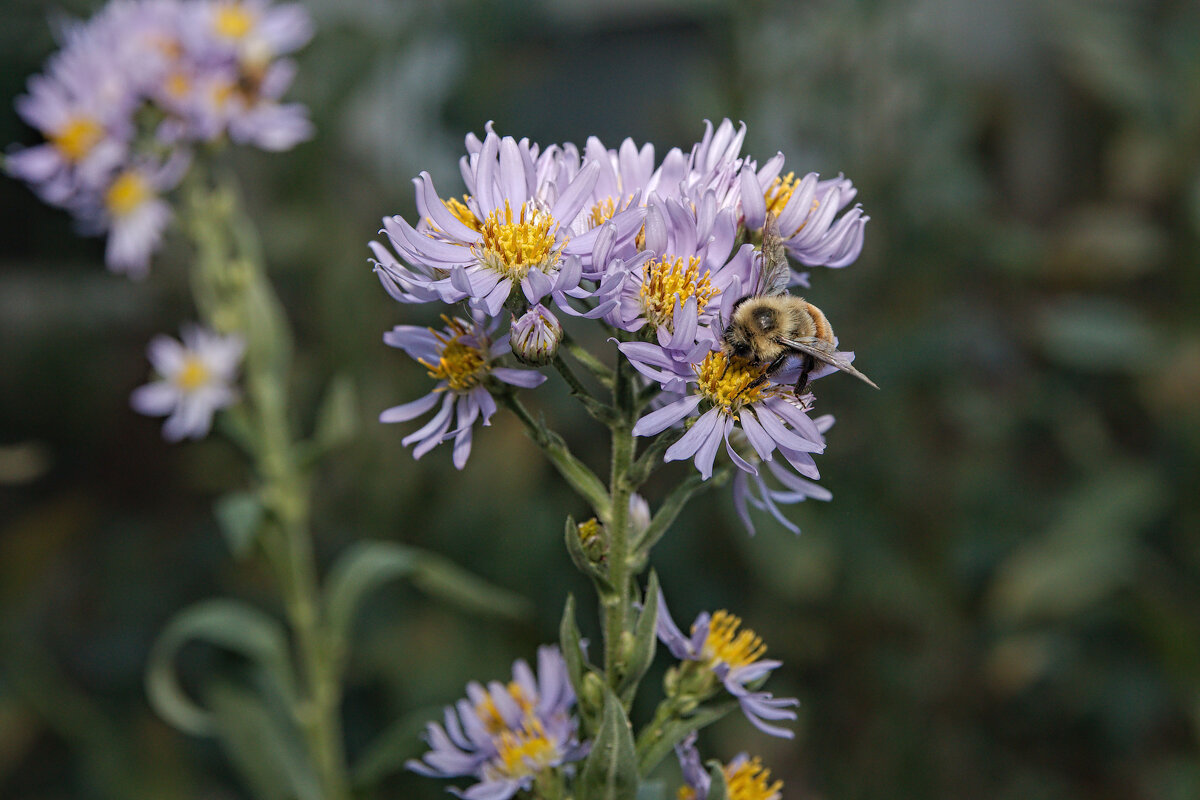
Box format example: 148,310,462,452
510,304,562,366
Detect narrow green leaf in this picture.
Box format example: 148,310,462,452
704,762,729,800
214,491,265,559
635,702,737,777
324,541,531,666
579,685,639,800
207,681,321,800
617,570,659,705
635,471,725,555
559,595,588,704
564,515,592,576
145,599,297,737
350,703,444,788
296,374,359,467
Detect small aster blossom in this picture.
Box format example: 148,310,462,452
601,193,752,354
407,646,588,800
741,166,868,270
674,733,784,800
619,342,828,481
130,325,244,441
80,157,187,277
372,125,643,316
510,303,562,366
657,593,798,738
380,315,546,469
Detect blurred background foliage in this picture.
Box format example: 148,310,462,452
2,0,1199,798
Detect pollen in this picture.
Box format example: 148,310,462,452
165,72,191,99
694,351,768,413
175,357,211,392
50,116,104,162
724,756,783,800
700,609,767,670
474,200,562,281
418,316,488,392
490,720,558,779
104,170,151,218
639,256,717,333
213,3,254,39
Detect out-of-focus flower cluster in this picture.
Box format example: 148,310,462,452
8,0,313,276
374,119,869,536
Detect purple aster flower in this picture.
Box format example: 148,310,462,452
407,645,588,800
380,314,546,469
741,166,868,270
509,303,563,366
674,733,784,800
657,593,798,739
619,342,829,482
600,192,752,353
130,324,244,441
372,125,643,316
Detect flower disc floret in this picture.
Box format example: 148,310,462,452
50,116,105,162
724,756,783,800
105,169,152,217
475,200,563,281
640,256,717,334
702,610,767,671
420,317,488,392
488,720,560,782
694,351,767,413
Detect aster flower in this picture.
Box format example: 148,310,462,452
657,593,798,738
407,645,588,800
380,314,546,469
372,125,643,316
509,303,563,366
130,324,244,441
741,166,868,270
674,733,784,800
619,342,829,482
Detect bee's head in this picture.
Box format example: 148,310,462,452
722,321,754,360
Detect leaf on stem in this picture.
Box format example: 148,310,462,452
323,541,531,667
704,761,730,800
616,570,659,705
635,701,738,777
578,685,639,800
145,599,298,737
214,491,266,559
296,374,359,467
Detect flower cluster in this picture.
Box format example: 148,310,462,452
407,645,588,800
374,119,868,533
8,0,312,276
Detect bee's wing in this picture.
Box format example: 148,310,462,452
753,212,792,297
779,336,880,389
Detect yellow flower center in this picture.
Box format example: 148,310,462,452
213,3,254,39
474,682,535,735
443,195,481,232
725,757,783,800
175,357,210,392
639,256,717,333
165,72,191,99
418,317,488,392
693,351,768,414
475,200,562,281
589,196,617,229
50,116,103,162
104,170,151,218
764,171,819,235
489,720,559,780
700,609,767,670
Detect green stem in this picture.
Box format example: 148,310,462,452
552,354,614,424
185,171,348,800
601,355,636,693
561,332,614,388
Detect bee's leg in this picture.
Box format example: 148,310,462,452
794,353,815,397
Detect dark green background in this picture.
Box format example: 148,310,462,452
3,1,1199,798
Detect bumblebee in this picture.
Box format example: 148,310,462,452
721,214,878,395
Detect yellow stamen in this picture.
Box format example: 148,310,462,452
104,170,151,218
589,196,617,228
50,117,103,162
639,256,716,333
765,171,819,235
474,682,535,735
436,195,481,233
725,756,783,800
700,609,767,670
474,200,562,281
489,719,558,780
175,357,210,392
693,351,768,414
213,3,254,39
418,317,488,392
